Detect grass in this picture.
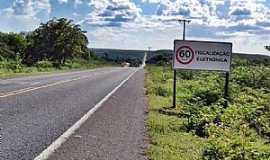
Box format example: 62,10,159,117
0,58,117,79
146,96,206,160
145,60,270,160
145,66,206,160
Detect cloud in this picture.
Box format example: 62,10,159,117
0,0,51,32
78,0,270,52
157,0,210,17
58,0,68,4
82,0,142,27
230,8,251,16
2,0,51,17
140,0,270,35
0,0,270,53
19,0,50,16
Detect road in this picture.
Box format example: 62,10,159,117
48,69,148,160
0,67,138,160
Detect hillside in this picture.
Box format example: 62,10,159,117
94,48,146,60
93,48,270,63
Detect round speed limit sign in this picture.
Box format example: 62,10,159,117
176,46,195,64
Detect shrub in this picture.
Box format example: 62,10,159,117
35,60,53,71
177,70,194,80
193,90,221,106
154,85,172,97
232,66,270,90
203,125,270,160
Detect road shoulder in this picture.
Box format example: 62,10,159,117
48,69,148,160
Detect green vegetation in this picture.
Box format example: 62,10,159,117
0,57,113,79
0,18,115,78
145,58,270,160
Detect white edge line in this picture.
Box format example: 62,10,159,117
34,68,140,160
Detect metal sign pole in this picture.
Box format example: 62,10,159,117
224,72,230,107
173,19,191,108
173,70,177,107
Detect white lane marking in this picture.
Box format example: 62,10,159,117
0,86,35,95
34,68,140,160
1,67,110,82
0,68,125,98
0,68,119,98
31,82,41,85
0,77,87,98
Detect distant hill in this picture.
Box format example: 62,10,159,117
93,48,146,60
233,53,270,61
93,48,270,64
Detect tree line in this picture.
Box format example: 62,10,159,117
0,18,93,66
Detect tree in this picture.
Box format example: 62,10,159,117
0,32,27,59
24,18,88,65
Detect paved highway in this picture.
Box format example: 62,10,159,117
0,67,137,160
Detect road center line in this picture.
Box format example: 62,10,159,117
0,86,35,95
0,68,116,98
0,77,88,98
0,68,126,98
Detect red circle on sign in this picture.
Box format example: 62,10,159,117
176,46,195,64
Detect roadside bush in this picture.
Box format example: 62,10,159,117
193,90,221,106
63,61,83,69
154,85,172,97
35,60,53,71
0,59,9,69
0,60,22,72
177,71,194,80
181,101,225,137
203,125,270,160
232,66,270,90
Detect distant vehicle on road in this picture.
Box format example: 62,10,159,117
121,62,130,67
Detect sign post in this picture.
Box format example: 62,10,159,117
173,40,232,106
173,19,191,108
224,72,230,107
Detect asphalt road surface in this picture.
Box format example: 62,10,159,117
48,69,148,160
0,67,138,160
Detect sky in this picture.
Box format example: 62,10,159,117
0,0,270,54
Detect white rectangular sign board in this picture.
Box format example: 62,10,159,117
173,40,232,72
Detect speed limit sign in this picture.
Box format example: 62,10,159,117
173,40,232,72
176,46,194,64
